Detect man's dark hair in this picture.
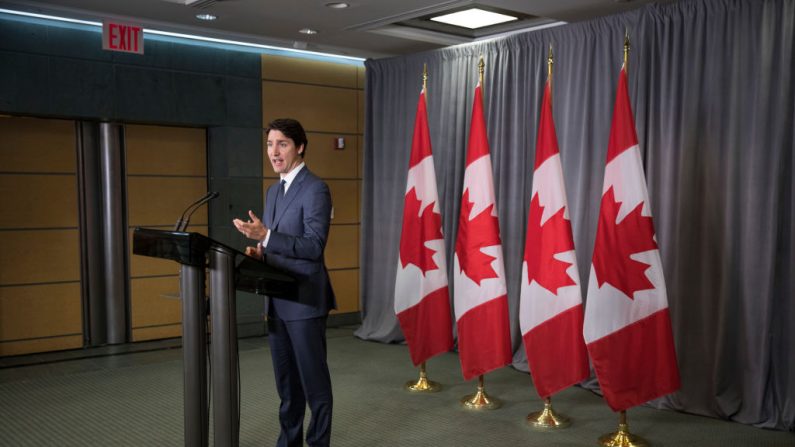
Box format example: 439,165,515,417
266,118,308,157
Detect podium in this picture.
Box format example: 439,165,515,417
133,228,296,447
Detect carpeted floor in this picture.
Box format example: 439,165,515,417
1,326,793,446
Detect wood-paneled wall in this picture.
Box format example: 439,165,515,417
0,117,83,356
126,124,207,341
261,55,364,314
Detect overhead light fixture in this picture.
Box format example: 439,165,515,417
325,2,349,8
195,13,217,21
430,8,518,29
299,28,318,35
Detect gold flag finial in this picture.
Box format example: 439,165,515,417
547,42,554,82
478,56,485,85
422,63,428,92
623,28,630,70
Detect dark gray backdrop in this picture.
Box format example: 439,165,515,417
356,0,795,431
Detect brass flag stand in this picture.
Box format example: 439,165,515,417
405,362,441,392
527,397,571,429
461,375,501,410
598,32,648,447
598,411,648,447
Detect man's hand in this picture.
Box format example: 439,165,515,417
244,244,263,259
233,210,268,241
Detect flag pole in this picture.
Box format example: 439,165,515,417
403,64,442,394
459,57,501,411
423,62,428,92
623,28,630,70
478,55,484,85
525,45,572,429
596,30,649,447
548,42,554,89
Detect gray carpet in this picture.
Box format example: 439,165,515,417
1,326,793,446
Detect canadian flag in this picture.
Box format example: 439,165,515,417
519,80,589,398
453,84,512,381
584,66,681,411
395,88,453,366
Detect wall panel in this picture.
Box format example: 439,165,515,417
126,124,206,341
357,90,365,133
261,54,357,88
0,117,75,172
126,124,206,176
0,283,82,341
0,116,81,356
357,135,364,179
326,225,358,270
329,269,358,314
132,325,182,342
262,82,358,133
0,230,80,286
327,180,359,225
130,277,182,323
0,336,83,357
302,132,358,179
127,177,208,227
0,175,78,228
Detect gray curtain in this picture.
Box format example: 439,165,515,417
356,0,795,431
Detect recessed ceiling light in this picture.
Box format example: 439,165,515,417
430,8,518,29
299,28,318,35
195,13,217,21
325,2,349,8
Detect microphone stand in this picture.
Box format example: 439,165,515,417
175,191,219,232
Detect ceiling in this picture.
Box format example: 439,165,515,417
0,0,656,59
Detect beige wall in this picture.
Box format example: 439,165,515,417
261,54,364,314
0,117,83,356
126,124,207,341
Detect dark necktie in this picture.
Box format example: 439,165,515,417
272,179,286,220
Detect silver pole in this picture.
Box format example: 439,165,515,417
98,122,127,343
209,246,239,447
181,263,209,447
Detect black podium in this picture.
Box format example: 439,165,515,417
133,228,296,447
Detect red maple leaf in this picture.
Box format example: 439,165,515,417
524,194,576,294
592,187,658,299
455,189,502,285
399,187,443,274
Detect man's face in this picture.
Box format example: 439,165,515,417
267,129,304,175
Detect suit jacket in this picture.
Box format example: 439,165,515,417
262,167,336,321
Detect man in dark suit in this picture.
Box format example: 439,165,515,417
233,118,335,447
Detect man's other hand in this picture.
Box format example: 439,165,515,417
244,244,263,259
233,210,268,241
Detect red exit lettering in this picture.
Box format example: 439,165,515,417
103,21,144,54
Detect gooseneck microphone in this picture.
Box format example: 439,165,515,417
174,191,219,232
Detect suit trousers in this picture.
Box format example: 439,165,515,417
267,315,333,447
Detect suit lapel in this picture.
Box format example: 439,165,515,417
273,168,308,229
264,182,279,228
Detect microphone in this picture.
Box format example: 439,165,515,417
174,191,219,232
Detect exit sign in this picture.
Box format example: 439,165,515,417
102,21,144,54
